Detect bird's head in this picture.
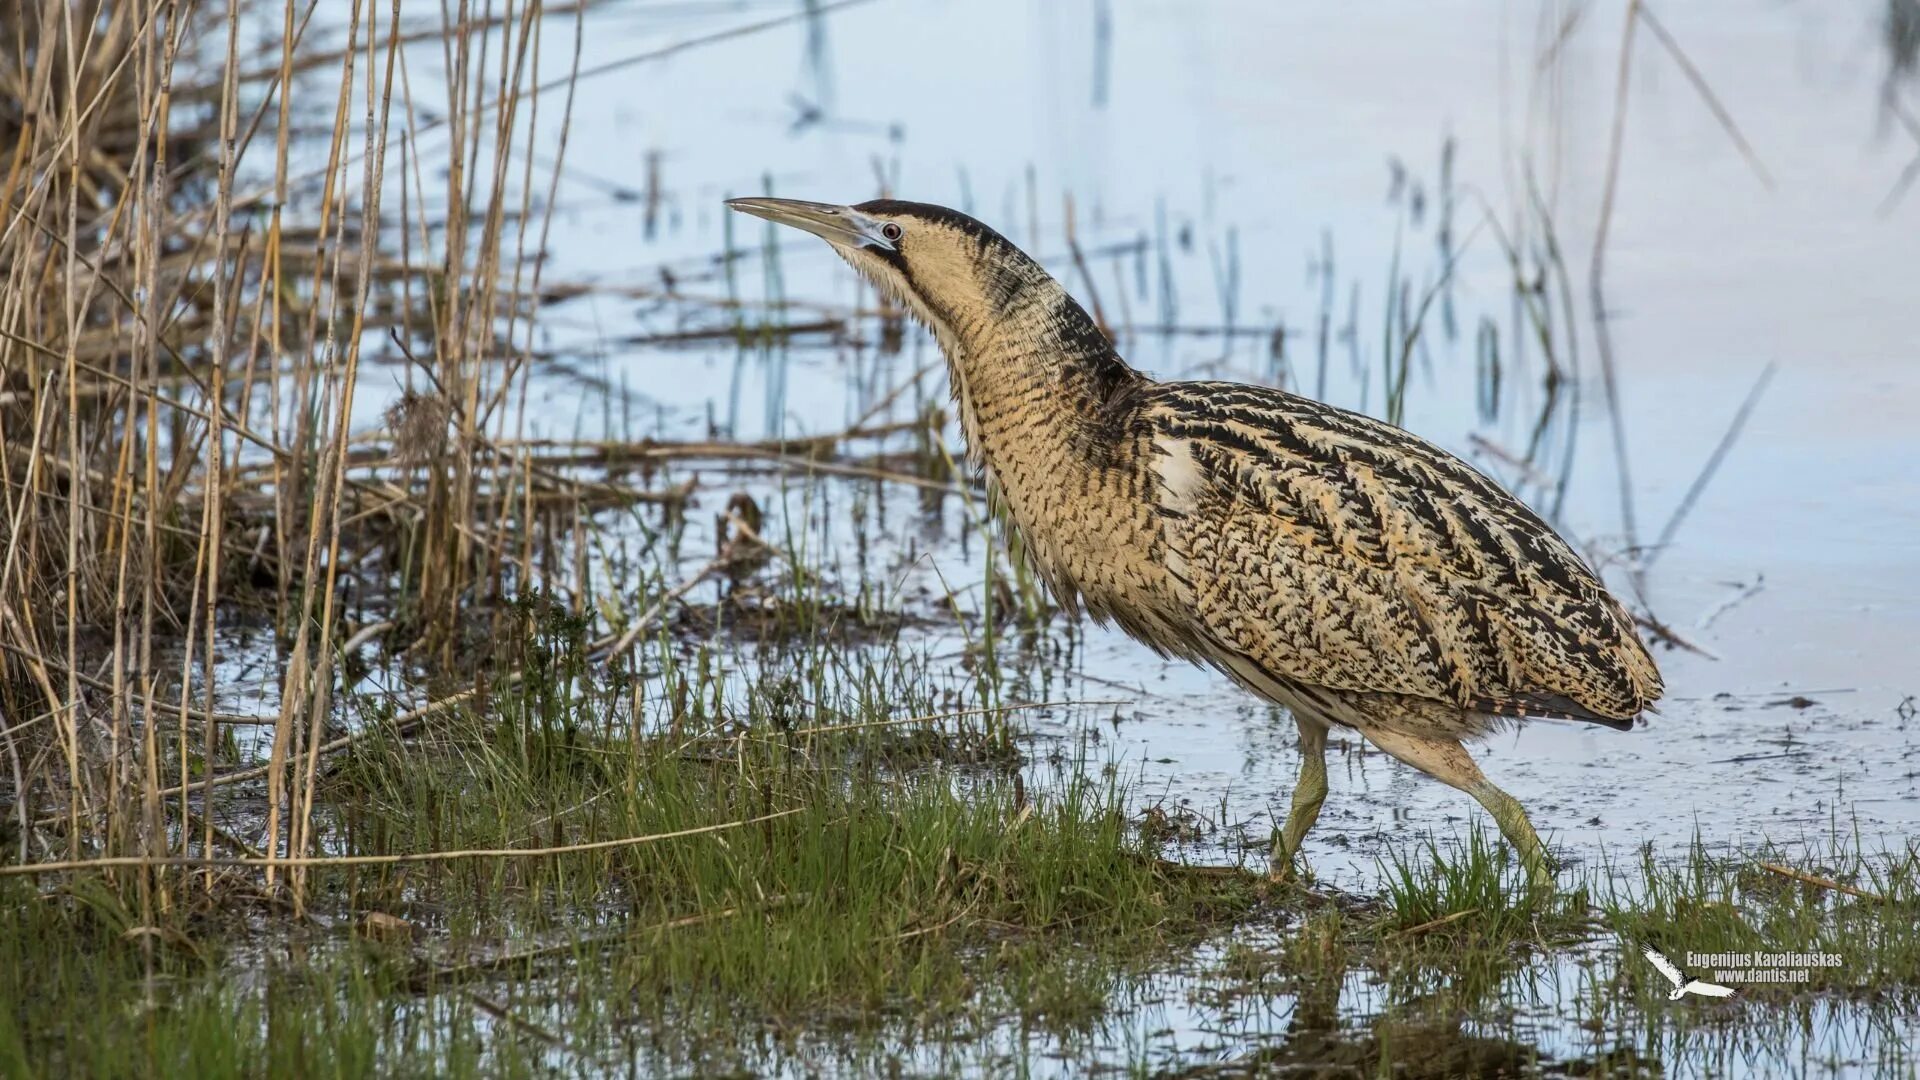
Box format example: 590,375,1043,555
724,197,1049,351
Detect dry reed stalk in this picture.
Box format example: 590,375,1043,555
288,0,409,913
197,0,242,881
250,0,300,893
60,0,91,862
1756,861,1885,903
0,0,843,909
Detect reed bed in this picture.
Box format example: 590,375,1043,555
0,0,687,908
0,0,1029,923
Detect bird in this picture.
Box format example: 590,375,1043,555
724,196,1663,890
1643,947,1735,1000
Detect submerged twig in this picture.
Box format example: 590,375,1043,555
1633,610,1718,659
1695,575,1765,631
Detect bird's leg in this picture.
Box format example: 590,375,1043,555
1269,715,1329,882
1467,777,1554,891
1359,727,1555,891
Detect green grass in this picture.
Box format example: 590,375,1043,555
4,611,1918,1076
0,604,1269,1075
1176,823,1920,1080
1600,830,1920,1009
7,786,1920,1076
0,751,1262,1074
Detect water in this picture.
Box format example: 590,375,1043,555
395,0,1920,882
290,0,1920,1073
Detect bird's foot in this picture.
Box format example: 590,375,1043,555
1266,836,1294,883
1266,833,1309,886
1515,842,1561,896
1522,860,1557,895
1468,779,1557,895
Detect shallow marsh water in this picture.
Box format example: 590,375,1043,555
384,0,1920,897
161,0,1920,1074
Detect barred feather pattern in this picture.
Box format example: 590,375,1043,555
1146,383,1662,737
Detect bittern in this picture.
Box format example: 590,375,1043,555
725,197,1662,889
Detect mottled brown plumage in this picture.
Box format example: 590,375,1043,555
726,196,1663,888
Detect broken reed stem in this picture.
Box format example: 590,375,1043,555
1756,861,1885,903
773,698,1132,741
1062,192,1111,339
0,807,802,878
1393,906,1481,937
600,555,728,665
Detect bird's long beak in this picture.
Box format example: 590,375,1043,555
724,197,892,251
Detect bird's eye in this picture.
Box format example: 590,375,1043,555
880,222,903,242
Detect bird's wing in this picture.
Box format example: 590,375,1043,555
1643,948,1686,987
1684,980,1736,998
1147,383,1662,721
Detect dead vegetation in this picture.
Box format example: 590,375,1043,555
0,0,956,907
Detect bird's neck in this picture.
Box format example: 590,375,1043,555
937,272,1145,473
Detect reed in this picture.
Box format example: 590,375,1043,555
0,0,600,907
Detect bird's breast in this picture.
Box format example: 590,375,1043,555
973,414,1195,658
